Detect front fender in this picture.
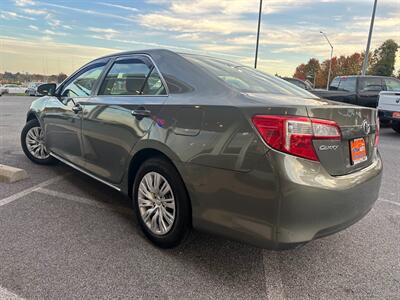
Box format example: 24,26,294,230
26,96,50,126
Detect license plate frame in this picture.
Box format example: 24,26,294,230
350,138,367,165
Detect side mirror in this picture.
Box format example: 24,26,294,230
37,83,57,96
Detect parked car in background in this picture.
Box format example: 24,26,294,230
0,84,27,95
1,84,10,95
282,77,313,90
311,75,400,108
21,50,382,250
378,91,400,134
25,82,43,96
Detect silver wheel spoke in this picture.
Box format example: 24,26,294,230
150,210,159,232
153,173,161,192
142,206,157,223
139,183,153,199
138,197,154,208
144,175,154,193
161,206,174,225
158,209,168,232
138,171,176,235
161,198,175,209
159,181,170,196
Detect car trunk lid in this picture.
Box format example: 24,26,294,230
307,105,378,176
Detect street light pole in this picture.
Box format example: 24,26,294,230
254,0,263,69
361,0,378,75
320,31,334,90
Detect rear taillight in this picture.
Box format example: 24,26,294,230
252,115,341,161
374,118,380,147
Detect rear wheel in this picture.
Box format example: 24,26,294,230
392,121,400,134
133,157,191,248
21,119,57,165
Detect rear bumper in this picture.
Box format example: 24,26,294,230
378,109,399,122
185,150,382,250
269,150,382,249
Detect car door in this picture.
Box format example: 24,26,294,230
357,77,383,107
336,77,357,104
81,55,168,184
42,60,108,167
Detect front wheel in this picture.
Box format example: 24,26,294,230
133,157,191,248
392,121,400,134
21,119,57,165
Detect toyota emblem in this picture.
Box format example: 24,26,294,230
362,120,371,135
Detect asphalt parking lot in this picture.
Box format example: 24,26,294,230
0,95,399,299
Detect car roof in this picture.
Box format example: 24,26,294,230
335,75,393,79
84,49,233,99
283,77,303,81
97,48,176,60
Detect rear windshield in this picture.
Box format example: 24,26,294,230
182,54,318,98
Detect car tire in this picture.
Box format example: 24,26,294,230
392,121,400,134
133,157,191,248
21,119,57,165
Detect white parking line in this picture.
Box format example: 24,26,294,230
0,286,24,299
0,174,68,208
379,198,400,207
35,188,133,216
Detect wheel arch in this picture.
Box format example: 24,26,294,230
126,146,193,225
127,147,182,197
26,111,38,122
26,110,44,127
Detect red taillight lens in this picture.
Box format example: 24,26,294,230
252,115,341,161
374,118,380,147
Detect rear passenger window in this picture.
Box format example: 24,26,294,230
99,57,166,96
359,77,383,92
337,77,356,92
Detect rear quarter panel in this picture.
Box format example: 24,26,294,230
127,93,282,245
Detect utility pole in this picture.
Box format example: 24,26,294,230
254,0,263,68
320,31,334,90
361,0,378,75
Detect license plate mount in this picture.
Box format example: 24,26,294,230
350,138,367,165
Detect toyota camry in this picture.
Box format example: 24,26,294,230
21,49,382,249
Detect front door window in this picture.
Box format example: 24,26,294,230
61,64,106,98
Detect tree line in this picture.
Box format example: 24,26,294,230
293,39,399,88
0,72,68,85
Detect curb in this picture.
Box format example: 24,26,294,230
0,164,28,183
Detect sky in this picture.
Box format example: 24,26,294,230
0,0,399,77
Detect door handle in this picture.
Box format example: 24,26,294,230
72,103,82,114
131,108,151,118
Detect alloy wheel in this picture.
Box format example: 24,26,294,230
138,171,176,235
25,126,49,160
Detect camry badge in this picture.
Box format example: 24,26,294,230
362,120,371,135
319,145,339,151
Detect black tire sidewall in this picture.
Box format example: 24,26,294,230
133,157,191,248
392,121,400,134
21,119,56,165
